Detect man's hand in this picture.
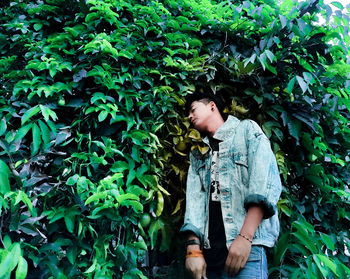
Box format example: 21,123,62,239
224,236,252,276
185,256,207,279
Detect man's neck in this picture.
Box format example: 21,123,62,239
206,116,225,137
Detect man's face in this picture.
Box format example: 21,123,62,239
188,100,213,131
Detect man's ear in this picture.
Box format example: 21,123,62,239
209,101,216,110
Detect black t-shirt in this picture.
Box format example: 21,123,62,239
203,137,228,270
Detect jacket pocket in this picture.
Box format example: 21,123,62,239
233,153,248,186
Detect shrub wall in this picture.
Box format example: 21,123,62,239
0,0,349,278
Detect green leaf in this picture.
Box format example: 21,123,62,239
31,123,41,156
296,76,308,93
66,247,77,265
40,105,58,121
64,214,75,233
129,130,149,145
149,219,164,249
85,192,107,205
265,50,275,63
111,161,129,173
33,23,43,31
287,77,296,94
9,243,21,272
84,259,97,274
3,235,12,249
21,106,40,125
288,119,301,142
0,159,11,194
98,110,108,122
314,254,339,277
319,233,335,251
0,251,12,277
279,14,287,28
38,120,51,144
156,191,164,217
13,123,32,143
19,191,34,216
116,193,139,204
331,1,344,9
66,174,80,186
15,257,28,279
121,199,143,213
0,118,7,136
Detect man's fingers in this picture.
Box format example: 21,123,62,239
202,264,207,279
225,256,245,276
185,257,207,279
224,256,231,274
203,269,207,279
233,257,242,275
225,256,234,276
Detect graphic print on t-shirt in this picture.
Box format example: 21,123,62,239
210,151,220,202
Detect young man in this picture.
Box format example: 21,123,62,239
180,92,282,279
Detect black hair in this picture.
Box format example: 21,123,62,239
185,91,225,116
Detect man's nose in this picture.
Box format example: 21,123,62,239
188,112,193,121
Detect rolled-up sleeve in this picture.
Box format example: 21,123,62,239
243,120,282,219
179,152,207,247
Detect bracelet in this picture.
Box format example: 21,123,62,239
186,250,204,258
185,239,201,246
238,233,253,243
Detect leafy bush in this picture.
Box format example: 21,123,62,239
0,0,349,278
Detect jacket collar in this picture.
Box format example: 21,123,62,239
203,115,240,145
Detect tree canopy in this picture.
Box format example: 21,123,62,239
0,0,349,278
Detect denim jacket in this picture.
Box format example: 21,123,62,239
180,116,282,249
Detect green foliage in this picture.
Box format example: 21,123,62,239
0,0,349,278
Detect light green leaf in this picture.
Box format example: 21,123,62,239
149,219,164,249
331,1,344,9
13,123,32,143
21,106,40,125
0,251,12,277
84,259,97,274
116,193,139,204
319,233,335,251
3,235,12,249
0,159,11,194
15,257,28,279
33,23,42,31
9,243,21,272
85,192,107,205
40,105,58,121
98,110,108,122
314,254,338,277
19,191,34,216
121,199,143,213
156,191,164,217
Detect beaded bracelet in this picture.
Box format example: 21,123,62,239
238,233,253,243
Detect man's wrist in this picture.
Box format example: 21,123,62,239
186,239,201,252
186,239,201,246
238,233,253,243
